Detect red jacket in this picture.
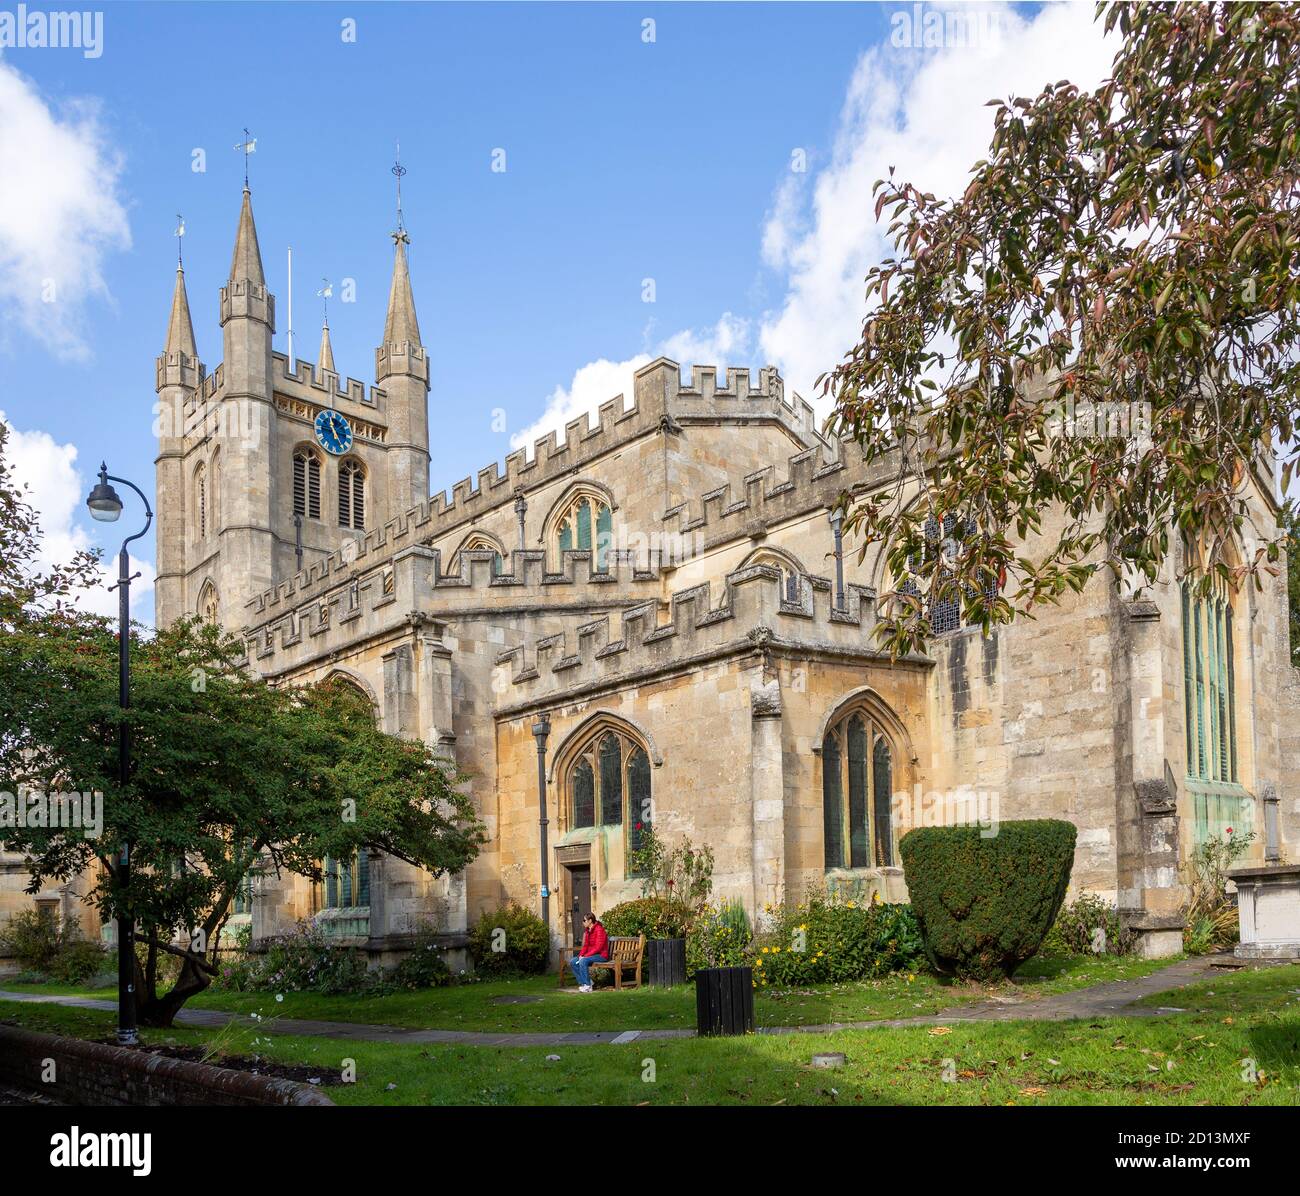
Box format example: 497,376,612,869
579,921,609,958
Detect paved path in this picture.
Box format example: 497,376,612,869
0,955,1240,1048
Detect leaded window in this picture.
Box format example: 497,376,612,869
1182,575,1237,786
556,494,613,571
823,710,895,869
322,850,370,908
566,725,652,869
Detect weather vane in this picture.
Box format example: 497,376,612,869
173,214,185,266
317,277,333,326
234,127,257,188
391,140,408,244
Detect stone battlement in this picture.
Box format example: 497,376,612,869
242,544,674,664
242,358,829,617
494,563,880,700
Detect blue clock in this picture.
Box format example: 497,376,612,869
314,409,353,455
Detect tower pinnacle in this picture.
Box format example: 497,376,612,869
164,262,197,359
229,187,265,285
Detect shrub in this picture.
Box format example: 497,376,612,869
389,926,452,990
626,827,715,908
686,903,753,975
1044,893,1136,957
754,896,924,988
49,936,110,984
1182,827,1253,954
0,909,107,982
601,897,693,940
216,920,381,995
899,819,1077,982
469,901,550,977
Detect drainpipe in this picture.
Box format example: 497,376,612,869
828,507,846,612
532,713,551,933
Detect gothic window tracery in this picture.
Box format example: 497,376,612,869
554,491,613,571
822,706,895,870
564,722,652,869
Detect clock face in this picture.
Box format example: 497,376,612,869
314,409,354,455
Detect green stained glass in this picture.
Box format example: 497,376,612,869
599,733,623,825
572,757,594,828
847,715,869,868
822,731,843,869
596,503,612,571
576,500,592,551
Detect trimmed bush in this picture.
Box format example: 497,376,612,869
468,901,550,977
601,897,692,940
899,819,1077,981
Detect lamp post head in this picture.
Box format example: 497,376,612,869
86,463,124,523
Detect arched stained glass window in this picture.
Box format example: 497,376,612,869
555,493,613,571
565,722,652,870
822,709,895,869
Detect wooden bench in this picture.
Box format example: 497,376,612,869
559,934,645,990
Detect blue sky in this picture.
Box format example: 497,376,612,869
1,1,1120,622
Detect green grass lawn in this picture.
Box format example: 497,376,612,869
0,952,1174,1034
3,963,1297,1105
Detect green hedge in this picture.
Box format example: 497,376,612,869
899,819,1077,981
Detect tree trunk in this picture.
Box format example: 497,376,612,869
136,956,212,1028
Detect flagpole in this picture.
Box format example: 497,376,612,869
287,245,294,371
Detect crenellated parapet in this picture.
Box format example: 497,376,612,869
219,278,274,329
662,443,853,544
241,543,674,672
494,563,883,702
272,351,382,408
240,358,840,620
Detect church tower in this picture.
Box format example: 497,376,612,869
214,186,278,619
153,176,432,632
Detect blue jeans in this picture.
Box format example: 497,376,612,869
569,954,607,986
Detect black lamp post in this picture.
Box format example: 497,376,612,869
86,463,153,1047
531,713,551,933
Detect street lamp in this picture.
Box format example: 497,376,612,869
828,507,846,613
531,713,551,935
85,463,153,1047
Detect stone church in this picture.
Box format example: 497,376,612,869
6,183,1295,966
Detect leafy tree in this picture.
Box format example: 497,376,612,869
823,2,1299,655
0,428,485,1027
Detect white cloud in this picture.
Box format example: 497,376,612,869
2,412,154,620
509,313,754,452
0,58,131,359
759,2,1117,416
516,4,1118,447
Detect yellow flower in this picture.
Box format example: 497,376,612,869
847,901,856,909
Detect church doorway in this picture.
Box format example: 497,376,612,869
566,864,591,949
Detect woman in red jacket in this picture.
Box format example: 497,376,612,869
570,912,609,992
